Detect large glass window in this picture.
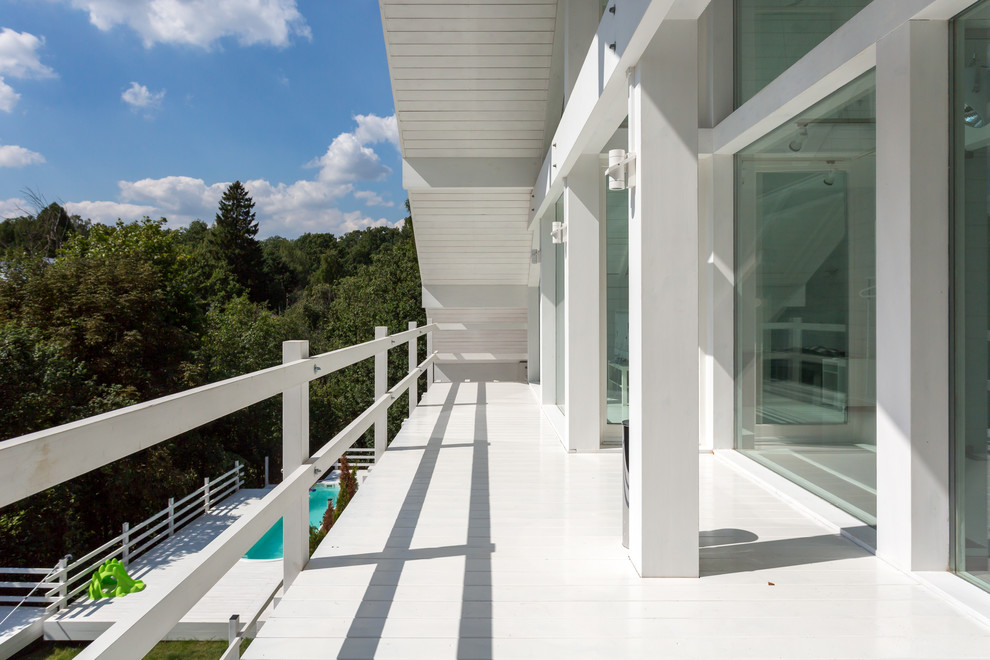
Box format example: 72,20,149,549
735,71,877,524
555,197,566,413
605,186,629,425
735,0,872,107
954,1,990,591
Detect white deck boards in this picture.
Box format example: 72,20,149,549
46,489,281,641
245,381,990,659
0,606,45,659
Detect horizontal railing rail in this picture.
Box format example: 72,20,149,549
79,347,436,659
0,463,246,620
0,324,434,510
0,322,436,660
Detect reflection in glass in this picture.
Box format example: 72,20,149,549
735,0,871,107
735,71,876,524
554,197,566,413
954,0,990,592
605,187,629,425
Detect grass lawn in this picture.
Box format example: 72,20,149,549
17,639,250,659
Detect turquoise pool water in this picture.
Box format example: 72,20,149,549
244,483,339,559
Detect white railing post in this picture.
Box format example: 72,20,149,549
374,326,387,463
264,456,269,487
426,317,434,389
234,461,241,491
203,477,211,513
282,340,309,591
121,522,130,567
228,614,240,659
168,497,175,537
408,321,418,416
56,556,67,611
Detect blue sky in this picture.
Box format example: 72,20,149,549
0,0,405,238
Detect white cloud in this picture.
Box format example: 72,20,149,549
0,28,55,111
118,175,227,220
306,114,398,185
0,28,56,79
0,144,45,168
64,0,311,49
354,190,393,207
122,81,165,110
63,114,403,236
353,114,399,148
0,197,28,219
64,200,158,223
0,77,19,112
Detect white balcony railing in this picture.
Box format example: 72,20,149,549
0,462,246,621
0,322,436,660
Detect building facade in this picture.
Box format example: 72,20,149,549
381,0,990,609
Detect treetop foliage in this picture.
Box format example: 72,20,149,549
0,192,423,566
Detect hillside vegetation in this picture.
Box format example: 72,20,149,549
0,185,424,566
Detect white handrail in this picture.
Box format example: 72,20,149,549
0,325,436,509
4,464,248,613
0,323,435,657
76,350,437,660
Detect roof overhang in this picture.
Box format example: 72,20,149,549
380,0,562,291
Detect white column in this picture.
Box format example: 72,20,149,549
563,154,603,452
408,321,418,415
540,214,557,406
628,20,700,578
704,154,735,450
375,326,387,462
699,0,735,452
425,318,434,389
875,20,950,572
527,283,541,384
282,339,309,590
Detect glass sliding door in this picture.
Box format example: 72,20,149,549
953,0,990,591
605,187,629,425
554,197,566,413
735,71,877,523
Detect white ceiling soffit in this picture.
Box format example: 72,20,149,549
410,190,534,286
380,0,559,289
381,0,558,160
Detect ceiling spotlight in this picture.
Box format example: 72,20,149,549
964,104,986,128
823,160,836,186
789,124,808,152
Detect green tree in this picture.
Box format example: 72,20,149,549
209,181,265,303
0,202,89,259
0,218,201,399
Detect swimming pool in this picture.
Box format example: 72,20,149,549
243,483,339,559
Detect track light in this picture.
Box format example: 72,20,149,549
964,104,986,128
788,124,808,152
606,149,637,191
823,161,836,186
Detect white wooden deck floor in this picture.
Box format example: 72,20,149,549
46,489,281,641
245,381,990,659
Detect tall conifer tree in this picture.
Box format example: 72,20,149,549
209,181,265,301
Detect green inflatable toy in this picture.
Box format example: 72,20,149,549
87,559,145,600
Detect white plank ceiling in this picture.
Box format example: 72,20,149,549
381,1,558,368
410,190,534,287
381,0,557,289
382,0,557,161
